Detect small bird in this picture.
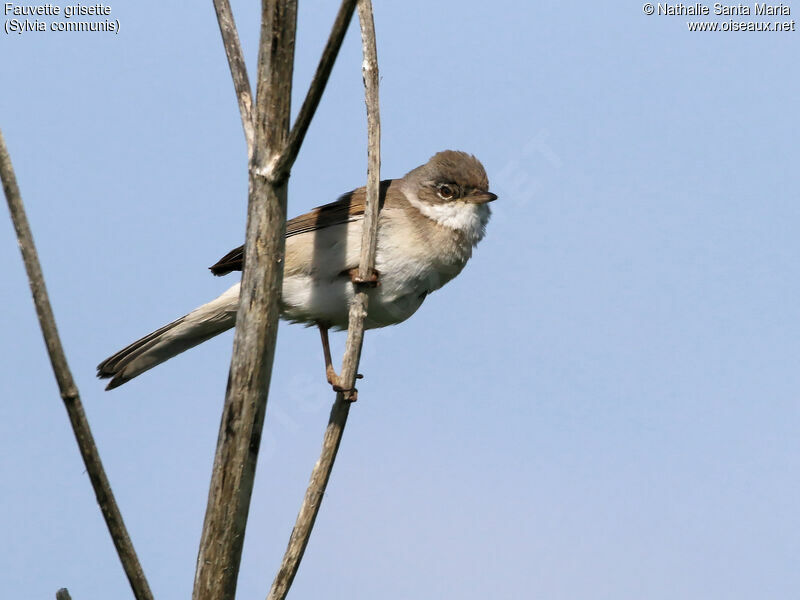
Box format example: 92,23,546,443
97,150,496,390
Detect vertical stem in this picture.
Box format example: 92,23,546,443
337,0,382,393
192,2,297,599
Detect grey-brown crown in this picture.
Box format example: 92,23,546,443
404,150,490,191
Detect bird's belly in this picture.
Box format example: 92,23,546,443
279,268,429,330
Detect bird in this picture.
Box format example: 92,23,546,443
97,150,497,390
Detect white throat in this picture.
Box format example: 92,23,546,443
404,189,490,246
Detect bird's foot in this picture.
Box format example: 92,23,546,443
348,268,380,287
326,365,363,401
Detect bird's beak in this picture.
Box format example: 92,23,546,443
466,190,498,204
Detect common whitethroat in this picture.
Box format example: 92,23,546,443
97,150,497,391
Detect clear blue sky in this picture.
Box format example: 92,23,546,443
2,2,798,598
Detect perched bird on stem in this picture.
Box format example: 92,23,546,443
97,150,496,390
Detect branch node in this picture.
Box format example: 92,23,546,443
60,387,80,402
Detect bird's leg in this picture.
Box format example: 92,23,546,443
348,267,380,287
318,323,339,388
317,323,362,398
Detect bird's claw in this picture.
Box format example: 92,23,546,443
348,268,380,287
332,383,358,402
326,366,363,401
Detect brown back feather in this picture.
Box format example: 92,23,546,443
208,179,393,276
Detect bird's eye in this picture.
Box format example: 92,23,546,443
437,184,456,200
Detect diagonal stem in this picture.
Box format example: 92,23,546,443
1,130,154,600
270,0,358,183
213,0,255,156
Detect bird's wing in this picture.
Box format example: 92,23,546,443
208,180,393,276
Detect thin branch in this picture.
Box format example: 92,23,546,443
270,0,358,183
350,0,382,298
1,130,154,600
192,2,297,599
213,0,255,156
266,2,381,598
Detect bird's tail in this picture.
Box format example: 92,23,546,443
97,284,240,390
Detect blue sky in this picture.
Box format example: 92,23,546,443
2,2,798,598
